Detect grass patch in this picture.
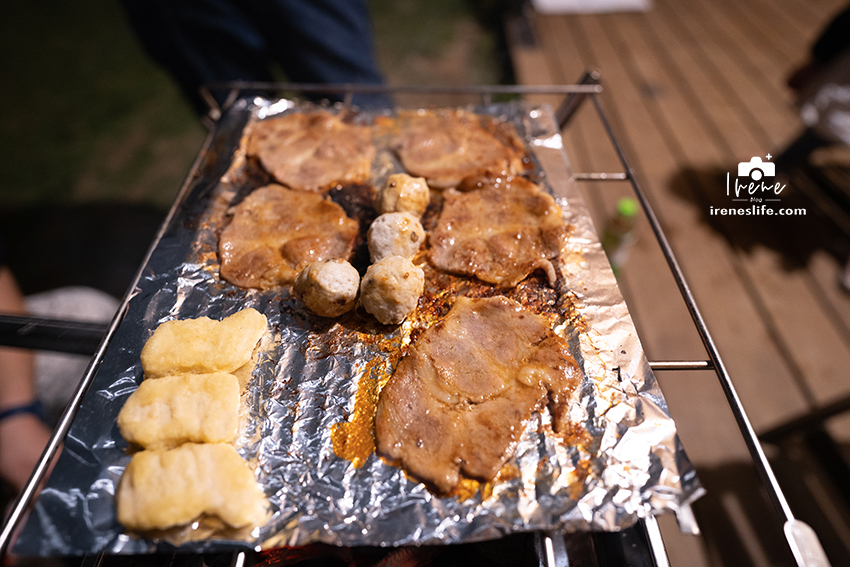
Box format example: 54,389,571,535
370,0,502,98
0,0,203,207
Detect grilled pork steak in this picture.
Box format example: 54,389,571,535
393,110,525,188
219,184,358,289
247,111,375,193
429,178,567,288
375,296,582,493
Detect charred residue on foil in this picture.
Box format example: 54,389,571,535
329,333,404,469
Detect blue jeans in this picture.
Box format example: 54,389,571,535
121,0,392,114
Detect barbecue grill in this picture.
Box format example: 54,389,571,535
0,78,831,566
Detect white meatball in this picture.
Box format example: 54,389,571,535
293,259,360,318
375,173,430,217
360,256,424,325
367,212,425,262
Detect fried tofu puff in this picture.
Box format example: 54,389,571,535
116,443,267,531
375,173,430,217
360,256,424,325
367,212,426,263
140,309,267,378
117,373,240,450
292,259,360,317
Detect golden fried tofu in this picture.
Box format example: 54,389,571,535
116,443,267,531
117,373,240,449
140,308,266,378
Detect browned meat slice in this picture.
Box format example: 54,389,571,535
247,111,375,193
375,296,582,493
375,362,464,490
219,184,358,289
429,178,567,288
393,110,525,188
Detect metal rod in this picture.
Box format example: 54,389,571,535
204,81,603,96
199,85,221,122
0,314,107,356
556,69,601,129
199,82,603,117
76,553,105,567
591,522,660,567
572,172,629,181
643,516,671,567
589,93,800,522
542,532,568,567
649,360,713,371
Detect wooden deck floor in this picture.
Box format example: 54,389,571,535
506,1,850,565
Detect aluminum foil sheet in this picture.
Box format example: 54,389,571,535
14,98,702,556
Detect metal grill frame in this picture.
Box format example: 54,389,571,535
0,78,829,566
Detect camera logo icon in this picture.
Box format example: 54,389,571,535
737,156,775,181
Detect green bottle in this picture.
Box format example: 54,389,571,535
601,197,639,276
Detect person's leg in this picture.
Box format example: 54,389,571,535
0,267,51,491
120,0,275,116
242,0,393,108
